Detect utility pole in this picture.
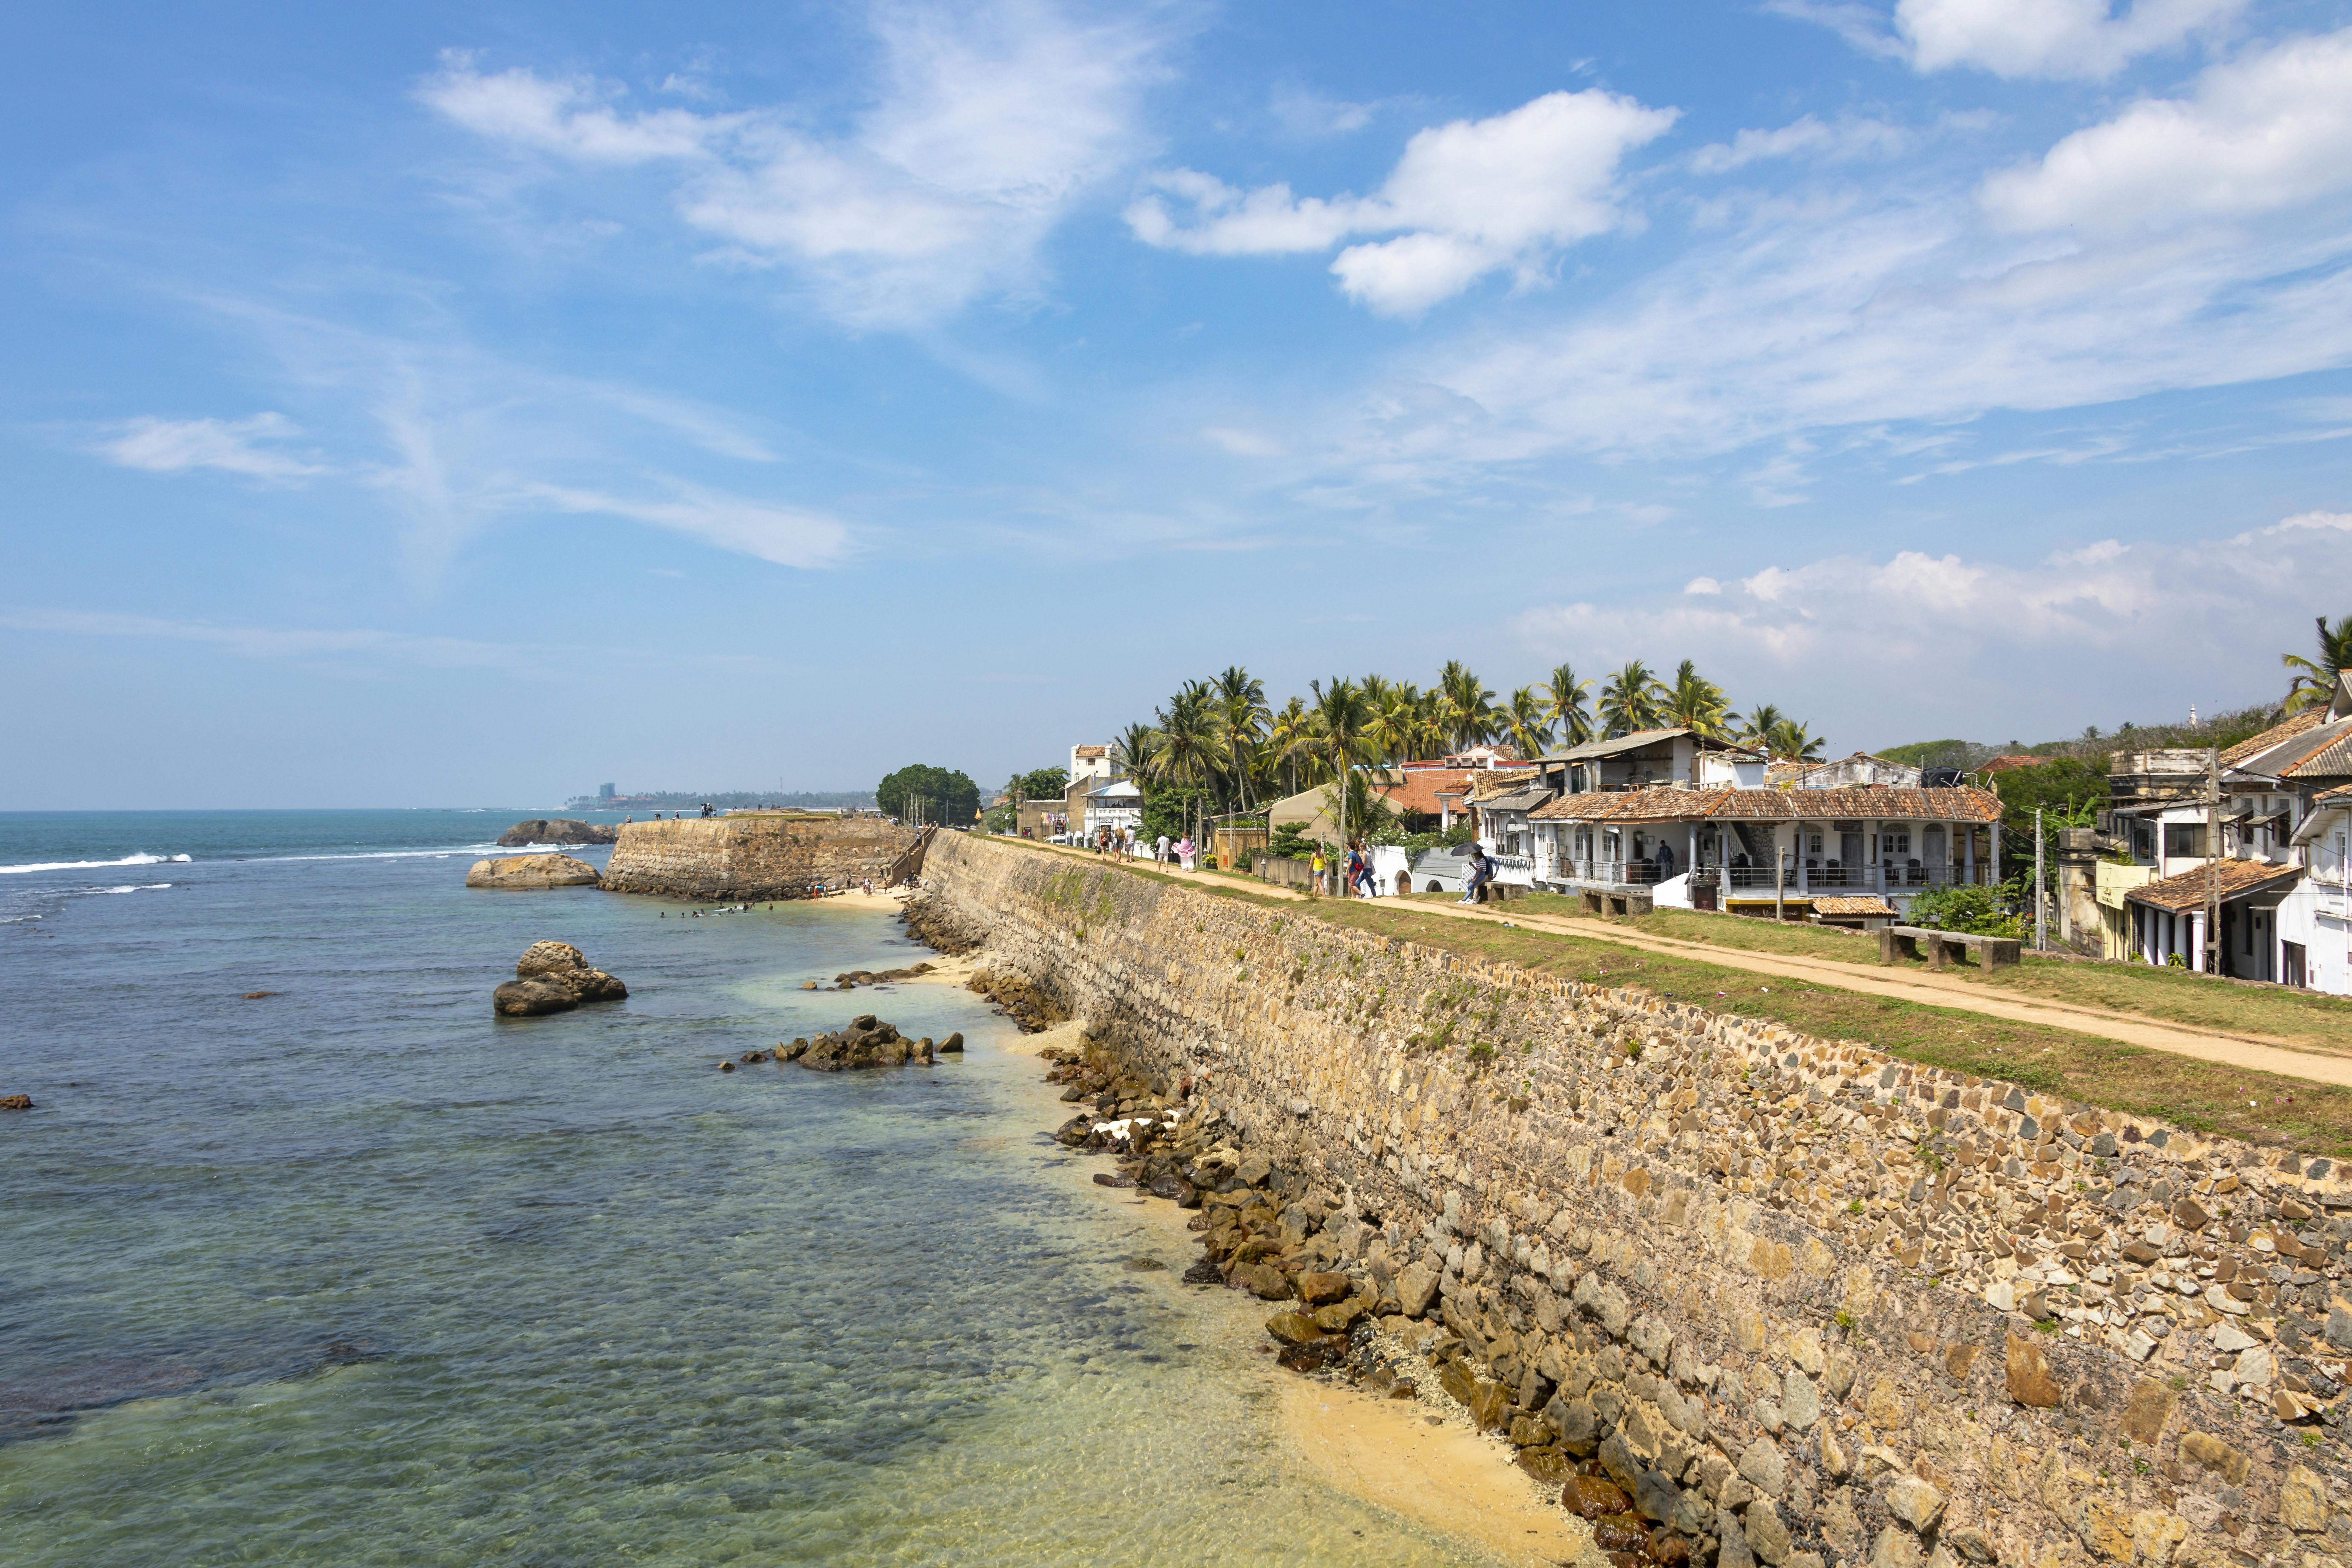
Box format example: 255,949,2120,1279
2204,746,2221,975
2033,807,2046,951
1774,836,1785,923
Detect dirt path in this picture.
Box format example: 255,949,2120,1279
1007,839,2352,1089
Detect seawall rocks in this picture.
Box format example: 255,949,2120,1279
497,818,617,846
600,816,924,901
915,832,2352,1568
468,853,600,889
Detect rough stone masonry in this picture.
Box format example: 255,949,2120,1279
915,831,2352,1568
599,815,925,901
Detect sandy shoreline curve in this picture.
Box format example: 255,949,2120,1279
1003,1019,1601,1568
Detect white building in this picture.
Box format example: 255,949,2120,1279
1069,744,1114,785
1082,777,1144,839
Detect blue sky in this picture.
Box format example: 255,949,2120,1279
6,0,2351,808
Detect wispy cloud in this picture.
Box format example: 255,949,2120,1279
422,1,1181,328
522,482,848,567
1127,89,1679,315
0,608,528,667
1689,114,1911,174
90,412,325,480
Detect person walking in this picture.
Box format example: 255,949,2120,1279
1310,847,1327,896
1175,834,1195,871
1155,832,1169,864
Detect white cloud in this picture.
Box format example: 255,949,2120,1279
1126,89,1680,315
423,3,1174,328
522,482,849,568
1689,115,1911,174
92,412,324,480
1982,28,2352,233
1895,0,2245,80
419,54,727,161
1269,83,1386,138
1774,0,2245,79
0,609,525,668
1510,510,2352,739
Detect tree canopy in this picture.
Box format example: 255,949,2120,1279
1007,767,1068,801
876,764,978,825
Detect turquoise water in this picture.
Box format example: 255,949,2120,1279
0,812,1495,1565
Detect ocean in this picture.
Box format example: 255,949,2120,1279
0,810,1497,1566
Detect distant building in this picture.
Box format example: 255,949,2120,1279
597,783,616,801
1070,744,1114,784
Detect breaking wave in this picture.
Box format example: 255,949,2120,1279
0,853,193,876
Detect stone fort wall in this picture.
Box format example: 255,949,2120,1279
600,815,923,900
919,830,2352,1568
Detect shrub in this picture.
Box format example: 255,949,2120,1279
1908,881,2027,938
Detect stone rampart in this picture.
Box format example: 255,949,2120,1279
600,815,922,900
918,832,2352,1568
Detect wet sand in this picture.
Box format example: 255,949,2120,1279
1001,1020,1602,1568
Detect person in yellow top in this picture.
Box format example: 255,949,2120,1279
1310,849,1327,895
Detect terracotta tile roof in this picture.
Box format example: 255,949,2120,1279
1374,769,1475,816
2220,711,2322,768
1072,744,1108,758
2318,784,2352,806
2124,858,2302,911
2275,724,2352,780
1531,785,2002,824
1811,896,1896,917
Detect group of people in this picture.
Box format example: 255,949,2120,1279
1309,840,1390,899
1090,825,1198,870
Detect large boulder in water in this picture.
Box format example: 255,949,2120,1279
792,1014,933,1071
467,854,600,889
493,942,628,1017
497,818,617,847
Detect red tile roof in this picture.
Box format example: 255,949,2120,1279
1812,896,1896,917
2221,711,2322,768
1375,769,1476,816
2124,858,2301,911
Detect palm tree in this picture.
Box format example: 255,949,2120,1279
1151,682,1229,848
1308,676,1379,846
1437,660,1499,751
1366,685,1420,772
1213,665,1268,813
1597,660,1664,737
1113,721,1158,782
1266,696,1315,798
2284,615,2352,712
1506,686,1554,761
1662,659,1730,738
1736,704,1785,748
1764,718,1826,762
1542,663,1593,749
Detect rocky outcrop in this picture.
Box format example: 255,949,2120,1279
1,1094,31,1111
467,854,601,889
492,940,628,1017
915,832,2352,1568
600,815,922,900
780,1014,935,1071
497,818,617,846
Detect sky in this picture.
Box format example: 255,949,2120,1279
5,0,2352,808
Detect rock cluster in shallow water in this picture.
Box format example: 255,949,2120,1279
492,940,628,1017
773,1014,957,1071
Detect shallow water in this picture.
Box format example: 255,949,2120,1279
0,812,1500,1565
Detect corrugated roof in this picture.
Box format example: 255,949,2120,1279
2124,858,2302,911
1551,728,1694,762
2277,724,2352,780
1530,784,2002,824
1478,785,1554,813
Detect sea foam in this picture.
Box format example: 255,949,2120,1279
0,852,193,875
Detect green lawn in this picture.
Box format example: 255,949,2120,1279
1387,890,2352,1056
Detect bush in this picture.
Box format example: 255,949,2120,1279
1908,881,2028,938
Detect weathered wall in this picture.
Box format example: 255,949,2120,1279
600,815,922,899
919,832,2352,1568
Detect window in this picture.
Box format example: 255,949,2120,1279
2164,824,2207,857
1807,833,1822,854
1884,830,1910,856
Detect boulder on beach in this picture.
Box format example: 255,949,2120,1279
467,854,601,889
785,1013,933,1071
496,818,618,847
493,941,628,1017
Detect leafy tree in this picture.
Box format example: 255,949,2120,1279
1113,722,1158,782
1140,784,1211,846
1266,696,1316,797
1505,685,1554,759
2284,614,2352,712
1437,660,1500,750
1008,767,1068,802
877,764,978,825
1908,881,2027,938
1738,704,1786,748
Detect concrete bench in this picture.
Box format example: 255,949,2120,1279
1578,889,1653,917
1879,925,2021,972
